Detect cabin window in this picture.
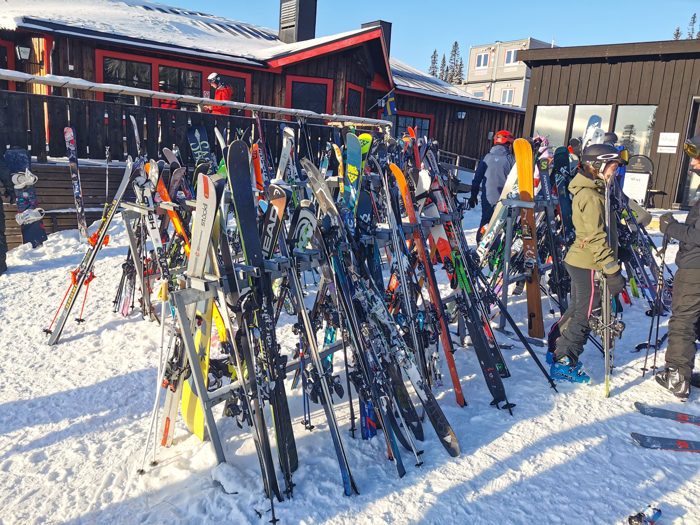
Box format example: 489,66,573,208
291,81,328,114
472,91,485,99
103,57,152,104
346,87,362,117
159,66,201,99
613,105,657,157
504,49,518,65
475,52,489,69
500,88,515,105
384,114,431,139
532,105,569,150
570,105,613,141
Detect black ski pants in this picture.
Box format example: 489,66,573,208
666,268,700,377
476,198,494,243
0,199,6,273
549,263,600,366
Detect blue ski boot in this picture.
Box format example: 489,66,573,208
550,356,590,384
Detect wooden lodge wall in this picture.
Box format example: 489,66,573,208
520,42,700,209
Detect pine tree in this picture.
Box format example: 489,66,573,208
689,13,697,39
674,27,682,40
447,41,461,84
439,54,447,81
454,57,464,84
428,50,438,77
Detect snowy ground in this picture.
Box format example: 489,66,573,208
1,209,699,525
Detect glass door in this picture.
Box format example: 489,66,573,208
679,98,700,206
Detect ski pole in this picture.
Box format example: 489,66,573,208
643,234,669,377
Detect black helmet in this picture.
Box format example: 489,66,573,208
581,143,621,171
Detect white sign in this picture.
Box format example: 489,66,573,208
623,172,650,204
474,70,487,76
657,132,679,153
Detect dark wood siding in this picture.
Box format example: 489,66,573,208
523,49,700,208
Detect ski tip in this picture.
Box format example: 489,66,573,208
630,432,646,447
634,401,646,412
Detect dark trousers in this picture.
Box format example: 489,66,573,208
476,197,494,243
666,268,700,377
0,200,6,273
548,263,600,366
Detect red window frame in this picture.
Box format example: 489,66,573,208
474,52,490,69
285,75,333,114
345,81,364,116
378,108,434,137
0,39,17,91
500,87,515,105
95,49,251,111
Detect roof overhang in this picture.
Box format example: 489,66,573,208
518,39,700,65
395,86,525,113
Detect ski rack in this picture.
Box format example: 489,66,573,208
170,264,344,465
493,197,556,330
120,206,158,323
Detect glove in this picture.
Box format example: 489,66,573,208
659,212,677,235
468,195,478,209
606,270,626,296
3,188,15,205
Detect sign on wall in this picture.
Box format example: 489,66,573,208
657,132,679,153
624,155,654,205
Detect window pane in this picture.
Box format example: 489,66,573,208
613,105,657,157
533,105,569,150
104,57,150,105
571,105,613,141
417,117,430,138
473,91,484,98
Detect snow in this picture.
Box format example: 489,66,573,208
1,209,700,524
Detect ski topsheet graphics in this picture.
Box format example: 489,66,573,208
513,138,544,338
64,127,89,243
5,148,47,248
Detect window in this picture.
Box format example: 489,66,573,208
103,57,151,104
501,88,514,105
613,105,657,157
384,114,431,139
158,66,201,109
291,81,328,114
505,49,518,65
532,105,569,150
346,87,362,117
570,105,613,141
475,52,489,69
472,90,485,99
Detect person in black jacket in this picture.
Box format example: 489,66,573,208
469,130,515,242
656,134,700,399
0,155,14,275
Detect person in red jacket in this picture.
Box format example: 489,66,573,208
207,73,232,115
159,80,178,110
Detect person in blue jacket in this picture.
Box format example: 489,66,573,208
469,130,516,242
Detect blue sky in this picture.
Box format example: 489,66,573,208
166,0,700,72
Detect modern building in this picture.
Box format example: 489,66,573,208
458,38,553,108
519,39,700,209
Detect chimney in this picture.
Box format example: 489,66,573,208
279,0,317,44
361,20,392,57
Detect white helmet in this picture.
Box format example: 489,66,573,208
207,72,220,84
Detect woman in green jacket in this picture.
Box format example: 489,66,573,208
547,143,626,383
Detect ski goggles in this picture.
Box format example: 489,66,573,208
684,139,700,159
618,149,629,166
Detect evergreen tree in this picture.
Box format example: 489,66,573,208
448,41,461,84
621,124,637,155
454,57,464,84
428,50,439,77
439,54,447,81
689,13,697,39
674,27,682,40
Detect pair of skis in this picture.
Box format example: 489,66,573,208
632,402,700,452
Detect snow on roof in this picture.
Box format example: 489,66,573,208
0,0,282,65
390,57,523,111
255,28,371,62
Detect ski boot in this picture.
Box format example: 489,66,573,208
655,366,690,401
550,356,590,384
628,505,661,525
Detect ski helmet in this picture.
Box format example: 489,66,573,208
684,134,700,158
581,143,621,174
493,130,514,145
604,132,618,145
207,72,221,84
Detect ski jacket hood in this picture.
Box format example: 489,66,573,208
564,170,620,274
471,145,516,206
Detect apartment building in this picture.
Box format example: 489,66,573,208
457,38,553,108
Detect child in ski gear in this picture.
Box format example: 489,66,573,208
207,72,233,116
548,143,623,383
0,155,13,275
470,130,515,242
654,134,700,400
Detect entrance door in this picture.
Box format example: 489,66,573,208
679,98,700,206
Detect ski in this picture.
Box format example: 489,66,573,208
635,402,700,426
64,127,89,243
631,432,700,453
